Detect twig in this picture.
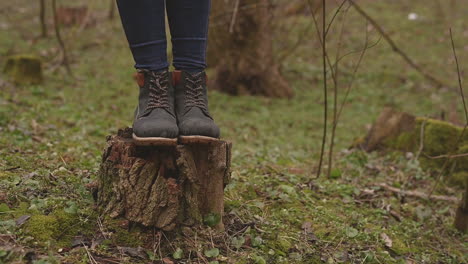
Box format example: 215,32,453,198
415,119,427,161
82,243,98,264
51,0,73,76
348,0,451,90
451,28,468,123
229,0,240,33
429,28,467,196
329,36,381,72
315,0,327,178
325,0,347,37
376,183,459,203
277,19,314,64
327,3,349,178
335,21,371,125
426,152,468,159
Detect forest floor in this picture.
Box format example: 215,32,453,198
1,0,467,263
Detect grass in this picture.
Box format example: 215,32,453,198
0,0,467,263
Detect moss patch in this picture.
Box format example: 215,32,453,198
24,209,89,247
3,54,43,85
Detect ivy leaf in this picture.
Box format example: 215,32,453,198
231,236,245,249
252,236,263,247
345,227,359,238
204,248,220,258
0,203,10,213
172,248,183,260
64,201,78,215
203,213,221,227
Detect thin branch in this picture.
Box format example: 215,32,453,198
329,36,381,73
325,0,347,37
429,28,467,196
376,183,459,204
427,152,468,159
451,28,468,123
415,118,427,161
314,0,327,178
310,2,336,82
52,0,73,76
348,0,452,90
327,3,349,178
229,0,240,33
277,19,314,63
335,22,373,129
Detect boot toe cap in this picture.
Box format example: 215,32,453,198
179,118,220,138
133,118,179,138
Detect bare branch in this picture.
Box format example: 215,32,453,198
348,0,452,90
429,28,467,196
52,0,73,76
376,183,459,204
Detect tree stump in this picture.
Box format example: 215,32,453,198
208,0,293,98
97,128,232,231
3,55,43,85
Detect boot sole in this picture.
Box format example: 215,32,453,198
132,133,178,146
179,135,219,144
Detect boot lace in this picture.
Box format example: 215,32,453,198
145,70,170,112
185,72,208,112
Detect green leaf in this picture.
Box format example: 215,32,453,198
172,248,183,260
64,201,78,215
330,168,342,179
252,255,266,264
203,213,221,227
0,203,10,213
204,248,220,258
145,250,157,261
209,262,219,264
252,236,263,247
231,236,245,249
345,227,359,238
0,220,16,232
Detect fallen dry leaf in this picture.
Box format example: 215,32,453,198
380,233,393,248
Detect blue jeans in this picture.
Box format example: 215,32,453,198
116,0,211,72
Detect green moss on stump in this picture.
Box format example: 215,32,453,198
382,117,468,184
3,54,43,85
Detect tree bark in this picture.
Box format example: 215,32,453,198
40,0,47,37
97,128,232,231
209,0,293,98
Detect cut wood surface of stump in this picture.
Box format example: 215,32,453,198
97,128,232,231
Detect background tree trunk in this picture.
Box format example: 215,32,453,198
208,0,293,98
97,128,232,231
39,0,47,37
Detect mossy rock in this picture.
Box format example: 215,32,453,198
3,54,43,85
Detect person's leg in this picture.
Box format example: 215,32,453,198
166,0,211,72
166,0,220,142
116,0,168,71
116,0,178,145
